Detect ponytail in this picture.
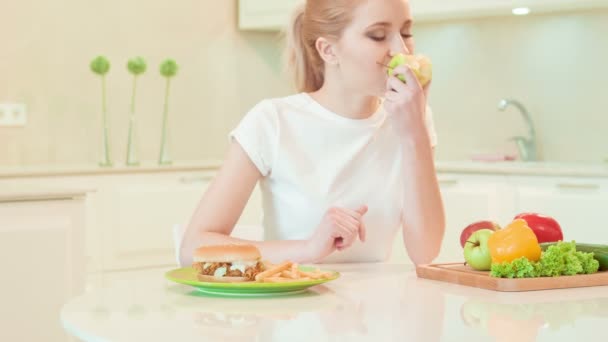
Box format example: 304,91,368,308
285,3,323,92
284,1,360,93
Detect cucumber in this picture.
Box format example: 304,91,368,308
540,242,608,271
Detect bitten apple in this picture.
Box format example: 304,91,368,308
387,53,432,86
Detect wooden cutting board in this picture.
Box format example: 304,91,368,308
416,263,608,292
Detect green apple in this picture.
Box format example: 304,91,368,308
463,229,494,271
387,53,432,86
416,55,433,86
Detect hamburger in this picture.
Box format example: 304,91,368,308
192,244,264,282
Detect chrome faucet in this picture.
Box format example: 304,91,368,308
498,99,538,161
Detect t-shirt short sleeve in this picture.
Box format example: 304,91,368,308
425,105,438,148
228,100,279,176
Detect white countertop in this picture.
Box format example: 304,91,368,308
436,160,608,178
0,160,223,178
2,159,608,179
0,183,93,202
61,264,608,342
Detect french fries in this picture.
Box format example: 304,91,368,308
256,261,334,283
254,261,292,281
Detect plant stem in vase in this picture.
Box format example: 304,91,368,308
158,77,171,165
158,59,178,165
90,55,112,167
126,56,147,166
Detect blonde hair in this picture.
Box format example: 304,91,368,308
285,0,363,92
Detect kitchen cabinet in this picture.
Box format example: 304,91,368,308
238,0,300,31
98,172,263,271
409,0,608,22
4,164,608,271
90,172,262,271
238,0,608,31
98,172,212,271
434,173,608,264
510,175,608,244
0,169,263,273
390,172,608,265
433,173,513,263
0,192,86,342
389,173,512,264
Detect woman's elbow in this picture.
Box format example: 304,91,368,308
410,248,440,266
177,227,230,267
407,225,445,265
177,228,220,267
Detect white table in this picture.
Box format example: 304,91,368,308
61,263,608,342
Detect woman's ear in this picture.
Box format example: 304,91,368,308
315,37,339,66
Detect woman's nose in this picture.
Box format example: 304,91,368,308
390,36,410,56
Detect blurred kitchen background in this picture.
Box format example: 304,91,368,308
2,0,607,164
2,0,608,341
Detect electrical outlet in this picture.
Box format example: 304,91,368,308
0,103,27,127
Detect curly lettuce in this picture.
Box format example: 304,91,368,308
490,241,599,278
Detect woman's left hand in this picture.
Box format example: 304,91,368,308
383,64,431,136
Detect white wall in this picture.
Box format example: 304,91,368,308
1,2,606,165
416,10,608,162
0,0,291,166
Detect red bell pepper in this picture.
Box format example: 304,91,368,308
513,213,564,243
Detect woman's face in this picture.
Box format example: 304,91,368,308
333,0,414,97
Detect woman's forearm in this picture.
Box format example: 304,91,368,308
400,129,446,265
179,230,313,266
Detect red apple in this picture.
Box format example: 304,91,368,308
460,220,501,248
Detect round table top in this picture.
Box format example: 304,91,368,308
61,263,608,341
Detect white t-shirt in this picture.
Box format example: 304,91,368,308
229,93,437,263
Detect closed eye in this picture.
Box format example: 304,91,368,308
369,36,386,41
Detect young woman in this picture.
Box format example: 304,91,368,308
180,0,445,265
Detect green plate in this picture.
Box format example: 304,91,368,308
165,266,340,297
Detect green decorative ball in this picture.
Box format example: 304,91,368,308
127,56,147,75
160,59,178,77
90,56,110,75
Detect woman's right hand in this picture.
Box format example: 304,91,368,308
306,205,368,262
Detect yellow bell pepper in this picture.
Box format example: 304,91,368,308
488,219,542,263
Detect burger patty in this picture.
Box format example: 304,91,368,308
243,262,265,280
193,262,264,281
